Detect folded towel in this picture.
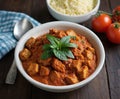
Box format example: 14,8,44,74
0,11,40,59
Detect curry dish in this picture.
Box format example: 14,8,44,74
19,29,97,86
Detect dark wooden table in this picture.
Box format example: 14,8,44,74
0,0,120,99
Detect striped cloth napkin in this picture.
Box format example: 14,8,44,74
0,10,40,59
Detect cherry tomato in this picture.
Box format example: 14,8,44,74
113,6,120,13
112,6,120,23
106,22,120,44
92,13,112,33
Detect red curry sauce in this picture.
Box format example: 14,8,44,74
19,29,97,86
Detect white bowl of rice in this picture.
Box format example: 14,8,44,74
46,0,100,23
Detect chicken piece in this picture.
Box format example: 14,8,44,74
80,66,89,80
87,46,95,53
39,66,50,76
34,37,43,46
49,71,61,82
70,40,84,52
27,63,39,75
49,28,59,35
66,30,80,40
25,37,35,49
63,59,73,66
72,48,81,56
71,48,84,59
57,30,67,38
71,60,82,72
66,30,77,36
52,58,65,73
49,28,66,38
19,48,31,61
65,73,79,84
85,50,94,60
38,58,52,66
87,60,96,71
77,42,84,52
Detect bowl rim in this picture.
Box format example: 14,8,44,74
46,0,100,18
15,21,105,91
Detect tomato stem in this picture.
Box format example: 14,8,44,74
96,10,112,17
114,22,120,28
115,11,120,15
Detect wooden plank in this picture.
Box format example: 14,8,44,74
104,0,120,99
105,44,120,99
31,0,55,23
0,73,31,99
109,0,120,10
99,0,111,12
0,0,32,15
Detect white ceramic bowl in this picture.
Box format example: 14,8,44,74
46,0,100,23
15,21,105,92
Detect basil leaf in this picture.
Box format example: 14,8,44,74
43,44,51,50
41,34,77,61
50,45,57,49
60,36,71,43
53,49,67,60
62,48,74,58
64,43,77,48
41,50,53,60
46,34,60,46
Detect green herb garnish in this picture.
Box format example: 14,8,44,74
41,34,77,60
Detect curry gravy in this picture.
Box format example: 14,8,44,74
19,29,97,86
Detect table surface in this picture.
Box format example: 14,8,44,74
0,0,120,99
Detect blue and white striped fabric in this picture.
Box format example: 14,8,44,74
0,10,40,59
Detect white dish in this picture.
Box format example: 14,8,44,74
15,21,105,92
46,0,100,23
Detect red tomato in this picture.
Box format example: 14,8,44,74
112,6,120,23
113,6,120,15
106,23,120,44
92,13,112,33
